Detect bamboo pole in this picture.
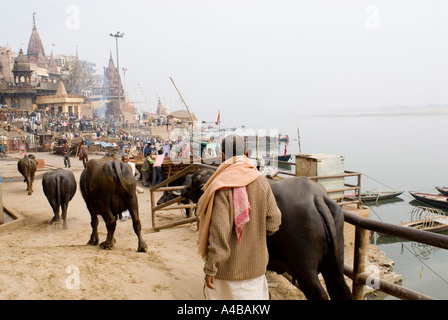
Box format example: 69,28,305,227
170,77,199,158
256,135,260,167
297,127,302,154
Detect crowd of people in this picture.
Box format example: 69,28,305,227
119,136,194,187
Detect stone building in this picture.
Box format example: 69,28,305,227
0,45,16,83
0,12,98,117
36,81,84,117
103,52,138,123
27,12,46,68
103,52,124,118
0,48,36,112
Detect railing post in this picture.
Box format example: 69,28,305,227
150,189,156,228
357,174,362,208
352,226,369,299
0,180,3,225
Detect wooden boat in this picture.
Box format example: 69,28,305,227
409,191,448,209
435,186,448,196
264,154,292,163
399,215,448,233
360,191,403,202
376,207,448,236
278,135,289,143
262,154,293,172
344,190,403,203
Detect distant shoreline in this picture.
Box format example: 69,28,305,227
297,107,448,118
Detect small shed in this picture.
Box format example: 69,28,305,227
295,153,345,201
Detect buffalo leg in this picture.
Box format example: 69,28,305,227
128,207,148,253
320,257,352,300
285,250,329,300
296,270,329,300
87,213,99,246
49,200,61,225
26,177,32,195
60,202,68,229
29,172,35,195
100,212,116,250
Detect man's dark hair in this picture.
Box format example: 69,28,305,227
221,135,245,158
158,149,163,155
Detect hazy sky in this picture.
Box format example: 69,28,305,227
2,0,448,128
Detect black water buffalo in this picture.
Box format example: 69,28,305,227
181,168,352,300
17,154,38,195
80,158,148,252
42,168,77,229
157,173,194,218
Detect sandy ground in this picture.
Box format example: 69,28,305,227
0,151,305,300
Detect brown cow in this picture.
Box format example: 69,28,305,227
80,158,147,252
17,154,38,195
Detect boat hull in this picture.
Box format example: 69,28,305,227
399,216,448,233
361,191,403,202
435,186,448,197
409,191,448,209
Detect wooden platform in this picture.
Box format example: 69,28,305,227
132,157,221,181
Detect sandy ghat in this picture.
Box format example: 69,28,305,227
0,152,304,300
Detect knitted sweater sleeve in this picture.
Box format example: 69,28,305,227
264,180,282,236
203,190,232,276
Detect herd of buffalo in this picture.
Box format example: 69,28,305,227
16,154,353,300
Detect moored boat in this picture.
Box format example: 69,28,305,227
279,134,289,143
435,186,448,196
360,191,403,202
399,215,448,233
264,154,292,163
409,191,448,209
344,190,403,203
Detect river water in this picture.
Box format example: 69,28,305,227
243,113,448,300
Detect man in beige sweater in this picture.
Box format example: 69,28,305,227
197,135,282,300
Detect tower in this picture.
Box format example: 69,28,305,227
104,52,124,98
13,48,32,84
27,11,46,68
103,52,124,118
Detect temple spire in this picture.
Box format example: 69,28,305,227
27,10,46,63
33,11,37,29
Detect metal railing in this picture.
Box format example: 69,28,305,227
308,170,362,208
343,210,448,300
